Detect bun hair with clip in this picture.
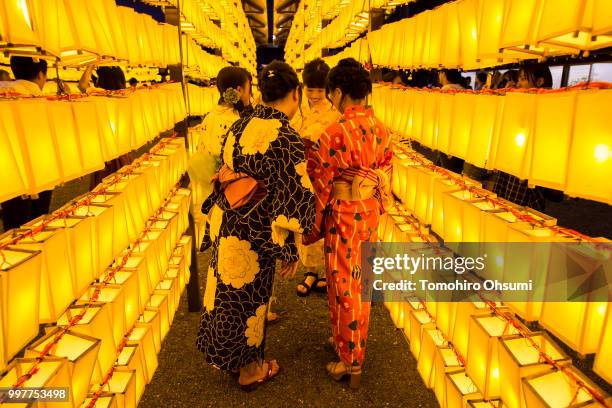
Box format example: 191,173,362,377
327,58,372,100
258,61,300,103
216,66,251,113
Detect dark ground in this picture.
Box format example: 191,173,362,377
138,249,439,408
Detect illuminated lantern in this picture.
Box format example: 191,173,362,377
411,90,425,141
46,101,83,183
481,210,521,282
91,97,120,161
467,314,525,399
427,7,444,68
116,344,147,404
78,285,126,349
0,104,28,202
466,94,501,169
141,229,170,282
167,258,186,291
139,308,162,353
108,270,140,329
90,191,129,259
431,177,462,237
399,89,415,138
492,92,536,179
413,166,441,224
113,97,134,156
593,0,612,37
440,2,461,68
421,91,438,148
442,189,477,249
478,0,510,62
37,215,95,297
498,332,570,408
398,18,415,69
528,92,576,190
445,371,482,408
0,0,38,48
499,0,541,56
6,227,74,324
155,277,179,320
127,324,158,383
417,328,446,388
522,365,611,407
130,240,162,295
565,90,612,204
0,358,71,405
68,203,114,279
435,93,454,154
94,368,136,408
147,293,170,341
537,0,612,51
119,255,150,314
456,0,479,70
57,304,116,384
25,328,101,407
594,306,612,383
409,309,435,359
451,302,501,359
0,247,41,371
152,210,179,250
468,400,502,408
540,241,609,355
433,351,462,408
72,100,106,175
9,99,62,194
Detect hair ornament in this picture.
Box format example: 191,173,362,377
223,87,240,104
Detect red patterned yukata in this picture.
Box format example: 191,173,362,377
304,105,392,367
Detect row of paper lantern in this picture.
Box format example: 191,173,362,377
0,147,191,407
182,35,230,80
386,147,611,379
322,38,370,71
0,0,182,68
0,138,187,372
378,205,611,407
372,84,612,205
0,83,187,202
186,85,220,117
368,0,612,70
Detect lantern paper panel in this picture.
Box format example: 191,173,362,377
594,305,612,384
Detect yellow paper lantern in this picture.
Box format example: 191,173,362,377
82,394,118,408
90,191,129,259
167,262,185,293
6,227,74,324
71,100,106,175
436,93,454,154
38,215,96,297
467,314,525,399
108,271,140,330
78,285,127,350
565,90,612,204
57,304,116,385
522,365,611,407
421,91,438,148
592,0,612,36
398,18,416,69
457,0,479,70
498,332,570,408
147,293,170,341
499,0,541,55
445,371,482,408
119,255,150,315
0,247,41,371
417,328,447,388
433,352,462,408
155,277,179,320
139,309,162,353
0,105,28,202
411,90,425,141
25,328,101,407
451,302,502,359
440,3,461,68
529,92,576,190
594,305,612,384
493,92,536,179
0,0,38,48
127,324,158,384
94,368,136,408
116,345,146,404
466,94,501,169
409,309,436,359
468,400,502,408
46,101,84,183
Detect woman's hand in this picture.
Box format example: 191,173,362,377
279,261,299,279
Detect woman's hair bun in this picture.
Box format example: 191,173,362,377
327,58,372,101
258,60,300,103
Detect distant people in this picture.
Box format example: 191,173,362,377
517,62,553,89
0,69,11,82
382,70,405,85
464,76,473,89
475,72,488,90
128,77,138,91
494,69,519,89
438,69,465,90
0,57,52,231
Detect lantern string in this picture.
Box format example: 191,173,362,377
394,144,610,249
9,136,182,388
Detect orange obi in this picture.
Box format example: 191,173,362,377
211,165,266,209
331,166,393,210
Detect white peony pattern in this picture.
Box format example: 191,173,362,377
217,236,259,288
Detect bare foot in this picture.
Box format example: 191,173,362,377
238,360,280,386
